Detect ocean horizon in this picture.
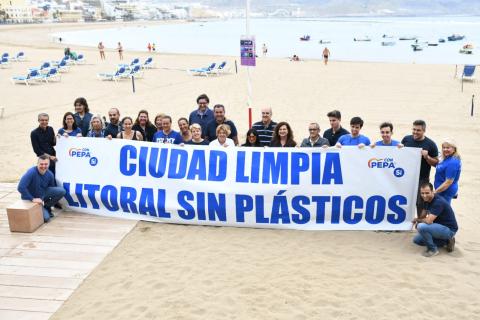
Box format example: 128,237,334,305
55,16,479,64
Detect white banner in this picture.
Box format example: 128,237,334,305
56,138,420,230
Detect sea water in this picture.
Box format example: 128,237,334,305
54,16,480,64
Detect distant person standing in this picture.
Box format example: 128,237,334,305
117,42,123,60
98,42,105,60
147,43,152,52
262,43,268,57
323,47,330,65
152,43,156,52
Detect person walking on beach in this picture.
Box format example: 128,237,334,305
117,42,123,60
147,43,152,52
262,43,268,57
412,182,458,257
323,47,330,65
98,42,105,60
17,155,66,223
152,43,156,52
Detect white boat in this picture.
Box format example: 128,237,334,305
381,41,396,46
411,44,425,51
354,36,371,42
318,40,331,44
459,44,474,54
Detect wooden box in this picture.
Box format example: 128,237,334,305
7,200,44,233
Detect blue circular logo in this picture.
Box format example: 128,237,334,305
393,168,404,177
89,157,98,166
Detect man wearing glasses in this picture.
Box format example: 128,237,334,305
300,123,329,147
188,94,214,137
252,107,277,146
402,120,439,216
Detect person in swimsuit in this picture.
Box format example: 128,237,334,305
117,42,123,60
323,47,330,65
98,42,105,60
117,117,143,140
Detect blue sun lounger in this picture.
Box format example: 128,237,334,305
188,63,216,76
11,69,43,85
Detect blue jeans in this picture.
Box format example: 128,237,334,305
42,187,66,222
413,223,455,251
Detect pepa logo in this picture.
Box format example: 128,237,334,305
69,148,91,158
368,157,404,177
368,158,396,169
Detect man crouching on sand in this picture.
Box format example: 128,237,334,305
17,155,66,223
412,182,458,257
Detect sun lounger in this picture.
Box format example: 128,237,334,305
97,67,127,82
208,61,229,76
124,64,144,79
10,52,26,62
461,65,476,91
74,54,86,65
41,68,61,83
143,57,154,69
0,57,10,68
188,63,216,77
11,69,43,85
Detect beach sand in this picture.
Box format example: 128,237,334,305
1,22,480,319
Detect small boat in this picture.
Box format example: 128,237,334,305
399,36,417,41
300,35,310,41
448,34,465,41
411,44,424,51
459,44,474,54
439,38,446,43
318,40,331,44
354,36,371,42
427,42,438,46
381,41,396,46
382,34,394,38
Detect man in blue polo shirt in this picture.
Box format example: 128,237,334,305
153,115,182,144
412,182,458,257
372,122,403,147
336,116,370,147
17,155,66,222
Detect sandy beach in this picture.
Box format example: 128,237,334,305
1,22,480,319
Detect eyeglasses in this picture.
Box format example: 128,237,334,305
262,112,271,115
380,131,390,134
309,128,318,131
248,135,257,138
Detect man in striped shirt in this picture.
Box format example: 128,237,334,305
252,107,277,146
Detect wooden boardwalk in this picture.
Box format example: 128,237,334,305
0,183,137,320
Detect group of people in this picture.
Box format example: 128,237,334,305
147,43,156,53
96,42,124,60
21,94,461,257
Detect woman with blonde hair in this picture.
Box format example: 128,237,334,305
186,123,208,145
87,115,106,138
209,124,234,147
434,139,462,204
